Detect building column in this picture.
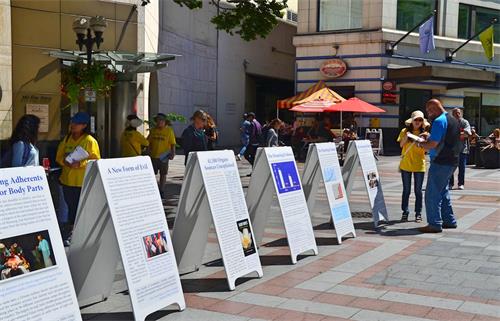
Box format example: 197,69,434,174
0,0,12,140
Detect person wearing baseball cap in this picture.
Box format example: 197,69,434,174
56,111,100,245
397,110,430,223
148,113,176,197
121,114,149,157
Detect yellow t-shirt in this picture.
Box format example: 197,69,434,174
397,128,426,172
56,134,101,187
148,126,176,158
121,130,149,157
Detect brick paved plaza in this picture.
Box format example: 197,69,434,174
81,155,500,321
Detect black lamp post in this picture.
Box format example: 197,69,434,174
72,16,107,114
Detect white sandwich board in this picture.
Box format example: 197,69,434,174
0,166,82,321
246,147,318,264
302,143,356,244
342,140,389,227
68,157,185,321
172,150,263,290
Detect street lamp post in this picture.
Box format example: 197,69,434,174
72,16,107,112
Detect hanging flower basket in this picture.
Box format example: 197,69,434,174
61,61,116,106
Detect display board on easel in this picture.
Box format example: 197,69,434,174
302,143,356,244
246,147,318,264
172,150,263,291
342,140,389,227
0,166,82,321
69,157,185,321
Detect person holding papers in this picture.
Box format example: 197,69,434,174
397,110,430,223
148,113,176,197
56,112,101,244
121,114,149,157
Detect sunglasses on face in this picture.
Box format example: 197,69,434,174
413,119,423,122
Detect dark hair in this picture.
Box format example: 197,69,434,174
10,114,40,146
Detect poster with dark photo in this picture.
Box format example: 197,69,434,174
143,231,169,259
0,230,56,282
237,219,256,257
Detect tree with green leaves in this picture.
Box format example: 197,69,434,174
173,0,288,41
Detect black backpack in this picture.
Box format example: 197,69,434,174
259,125,270,147
1,142,31,168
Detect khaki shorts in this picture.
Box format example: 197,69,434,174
151,158,169,176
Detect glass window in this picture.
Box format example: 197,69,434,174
396,0,437,32
457,4,500,43
458,4,470,39
318,0,362,31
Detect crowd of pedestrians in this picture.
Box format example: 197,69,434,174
2,99,498,244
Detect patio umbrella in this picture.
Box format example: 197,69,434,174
323,97,386,130
289,99,337,113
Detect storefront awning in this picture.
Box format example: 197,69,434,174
387,66,497,89
47,50,180,74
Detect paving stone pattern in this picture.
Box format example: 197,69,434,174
81,155,500,321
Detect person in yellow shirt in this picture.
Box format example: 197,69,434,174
56,112,100,243
148,113,176,197
121,115,149,157
397,110,430,223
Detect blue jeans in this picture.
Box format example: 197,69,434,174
425,162,457,229
239,137,249,156
401,170,424,214
449,153,468,186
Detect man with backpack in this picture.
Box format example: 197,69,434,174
243,112,262,166
417,99,461,233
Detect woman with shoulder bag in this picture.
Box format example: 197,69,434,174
397,110,430,223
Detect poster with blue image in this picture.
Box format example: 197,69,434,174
332,203,351,221
271,161,301,194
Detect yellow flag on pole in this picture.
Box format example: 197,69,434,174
479,25,494,60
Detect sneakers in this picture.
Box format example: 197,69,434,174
415,213,422,223
448,185,454,190
401,212,409,222
235,154,242,161
419,225,442,233
442,223,458,229
458,185,464,190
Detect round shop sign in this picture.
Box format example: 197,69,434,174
382,81,396,91
319,59,347,78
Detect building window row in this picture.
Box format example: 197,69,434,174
316,0,499,44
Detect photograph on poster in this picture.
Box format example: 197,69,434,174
332,204,351,221
237,219,256,257
332,183,344,200
271,161,301,194
0,230,56,282
143,232,169,259
323,167,337,183
366,171,379,189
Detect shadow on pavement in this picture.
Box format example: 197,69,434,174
82,310,176,320
181,277,255,293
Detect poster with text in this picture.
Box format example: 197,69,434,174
354,140,388,223
315,143,356,242
97,157,185,321
197,151,263,289
265,147,318,262
0,167,82,321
